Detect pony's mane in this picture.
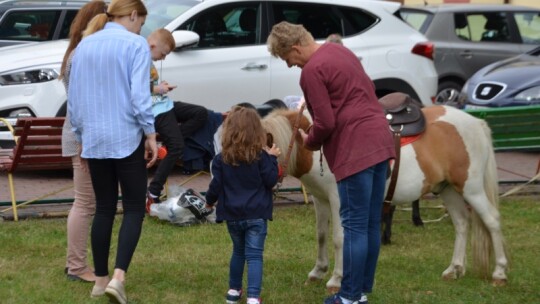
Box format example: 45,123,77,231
262,109,313,178
262,110,297,174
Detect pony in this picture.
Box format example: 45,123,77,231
261,105,508,292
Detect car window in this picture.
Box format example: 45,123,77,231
59,10,78,39
456,12,510,42
399,10,431,33
454,13,470,40
272,3,341,38
271,2,377,39
514,12,540,44
0,10,61,41
143,0,199,37
339,5,379,35
179,3,260,48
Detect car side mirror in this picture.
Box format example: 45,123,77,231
172,30,199,51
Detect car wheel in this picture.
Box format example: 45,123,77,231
435,81,462,106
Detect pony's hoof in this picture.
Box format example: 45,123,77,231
442,272,456,281
412,219,424,226
492,278,507,287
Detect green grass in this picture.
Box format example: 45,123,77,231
1,197,539,303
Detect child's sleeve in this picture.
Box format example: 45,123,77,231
260,152,279,189
205,155,223,205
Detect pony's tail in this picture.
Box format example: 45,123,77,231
471,120,500,278
481,120,499,209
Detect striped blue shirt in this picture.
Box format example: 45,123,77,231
68,22,155,159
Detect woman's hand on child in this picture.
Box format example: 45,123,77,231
264,143,281,157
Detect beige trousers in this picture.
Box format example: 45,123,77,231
65,155,95,276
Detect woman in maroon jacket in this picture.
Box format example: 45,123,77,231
268,22,395,304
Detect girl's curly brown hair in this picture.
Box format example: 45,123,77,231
221,106,267,166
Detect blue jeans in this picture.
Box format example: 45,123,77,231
337,160,388,301
226,219,267,298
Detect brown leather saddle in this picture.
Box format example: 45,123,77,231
378,92,426,205
379,92,425,137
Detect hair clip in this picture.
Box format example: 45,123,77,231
104,5,111,17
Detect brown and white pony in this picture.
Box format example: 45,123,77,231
261,105,508,292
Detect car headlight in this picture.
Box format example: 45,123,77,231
0,68,59,85
514,86,540,101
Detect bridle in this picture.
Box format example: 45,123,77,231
274,102,307,195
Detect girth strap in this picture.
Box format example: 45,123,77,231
380,92,425,206
384,131,402,204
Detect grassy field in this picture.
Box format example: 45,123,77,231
0,197,539,303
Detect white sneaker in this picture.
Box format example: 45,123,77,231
226,289,242,304
247,298,261,304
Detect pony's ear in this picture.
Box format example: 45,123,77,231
266,133,273,148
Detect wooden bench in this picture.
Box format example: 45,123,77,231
465,105,540,151
0,117,71,221
465,105,540,194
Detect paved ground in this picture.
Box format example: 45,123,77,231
0,163,306,220
1,151,538,220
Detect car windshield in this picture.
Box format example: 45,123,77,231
141,0,201,37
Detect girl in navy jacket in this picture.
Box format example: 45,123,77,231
205,106,280,304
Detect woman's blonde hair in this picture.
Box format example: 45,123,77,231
83,0,147,37
59,0,107,79
221,107,267,165
267,21,314,58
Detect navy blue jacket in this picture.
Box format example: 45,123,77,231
205,151,278,222
183,110,223,171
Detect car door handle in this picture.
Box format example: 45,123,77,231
459,50,473,59
241,63,268,70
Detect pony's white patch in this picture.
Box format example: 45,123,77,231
391,144,426,204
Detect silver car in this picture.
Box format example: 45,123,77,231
461,46,540,108
399,4,540,104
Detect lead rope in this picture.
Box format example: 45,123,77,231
319,150,324,176
274,103,307,198
160,60,163,81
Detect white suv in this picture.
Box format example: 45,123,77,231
0,0,437,146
